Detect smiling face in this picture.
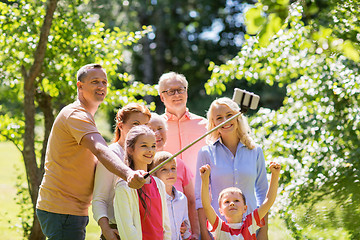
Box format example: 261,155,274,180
149,116,167,151
160,77,188,115
131,133,156,171
119,112,150,143
219,191,247,223
154,159,177,187
211,103,238,137
77,68,107,105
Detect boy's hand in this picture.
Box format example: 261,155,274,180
180,221,188,237
269,161,281,176
199,164,211,180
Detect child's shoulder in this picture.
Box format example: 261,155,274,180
244,208,265,228
173,187,187,200
152,175,162,184
115,178,130,189
175,188,187,199
152,176,166,189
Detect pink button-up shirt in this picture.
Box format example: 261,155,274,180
163,109,207,177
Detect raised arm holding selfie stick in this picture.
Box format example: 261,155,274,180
145,88,260,178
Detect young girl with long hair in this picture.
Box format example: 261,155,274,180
92,103,151,240
114,125,171,239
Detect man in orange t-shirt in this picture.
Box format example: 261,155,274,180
36,64,146,240
158,72,207,239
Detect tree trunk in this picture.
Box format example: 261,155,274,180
36,90,54,172
23,64,45,240
28,212,46,240
22,0,58,239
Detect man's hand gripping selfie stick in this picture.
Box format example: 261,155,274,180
144,88,260,178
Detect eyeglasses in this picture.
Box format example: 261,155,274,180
161,87,186,96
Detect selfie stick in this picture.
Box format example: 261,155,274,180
144,88,260,178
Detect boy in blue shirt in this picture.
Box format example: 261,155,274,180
150,151,192,240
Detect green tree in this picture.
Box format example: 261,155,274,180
0,0,155,239
206,4,360,239
245,0,359,60
86,0,270,114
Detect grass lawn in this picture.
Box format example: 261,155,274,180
0,141,293,239
0,141,24,239
0,142,100,239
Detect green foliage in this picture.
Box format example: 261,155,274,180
207,5,360,239
14,167,33,239
206,8,309,94
253,58,360,238
0,0,156,148
244,0,360,61
0,114,24,149
86,0,262,115
0,0,156,237
245,0,288,47
280,199,351,239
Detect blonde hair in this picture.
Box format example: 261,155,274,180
158,72,188,94
149,112,168,130
149,151,175,173
218,187,246,206
206,97,255,149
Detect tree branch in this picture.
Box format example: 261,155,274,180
26,0,59,87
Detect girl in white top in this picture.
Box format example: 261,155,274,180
114,125,171,239
92,103,151,240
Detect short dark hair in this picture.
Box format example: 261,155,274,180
77,64,104,82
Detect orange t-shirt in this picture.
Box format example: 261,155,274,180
36,100,99,216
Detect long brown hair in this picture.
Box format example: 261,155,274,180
124,125,155,217
113,103,151,143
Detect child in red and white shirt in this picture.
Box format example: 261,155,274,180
200,162,281,240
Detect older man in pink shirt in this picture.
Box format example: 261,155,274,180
158,72,207,178
158,72,207,240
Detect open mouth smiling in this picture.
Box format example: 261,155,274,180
96,91,105,96
222,124,233,129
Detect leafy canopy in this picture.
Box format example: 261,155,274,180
206,4,360,239
0,0,156,150
244,0,360,61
